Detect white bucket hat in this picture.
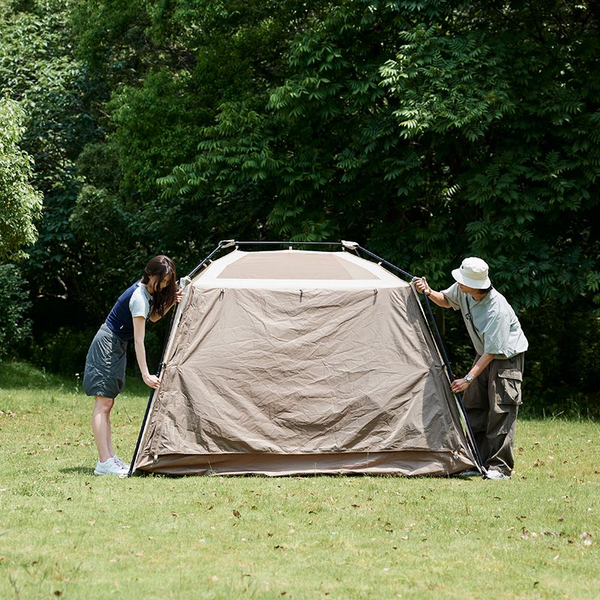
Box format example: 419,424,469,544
451,257,491,289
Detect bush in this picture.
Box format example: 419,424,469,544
426,296,600,419
30,319,169,379
31,326,96,377
519,301,600,418
0,264,33,361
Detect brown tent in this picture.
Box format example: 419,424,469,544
131,243,479,476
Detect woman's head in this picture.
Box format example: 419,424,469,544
142,255,177,317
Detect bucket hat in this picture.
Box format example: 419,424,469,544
451,257,491,289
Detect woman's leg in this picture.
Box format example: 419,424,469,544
92,396,115,462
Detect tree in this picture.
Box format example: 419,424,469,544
158,1,600,311
0,0,102,326
0,98,42,259
1,0,598,400
0,96,40,360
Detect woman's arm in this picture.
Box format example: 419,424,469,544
149,289,185,322
132,316,160,389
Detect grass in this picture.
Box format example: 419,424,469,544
0,361,598,599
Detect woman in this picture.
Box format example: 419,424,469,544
83,255,182,476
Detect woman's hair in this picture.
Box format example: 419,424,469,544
141,255,177,318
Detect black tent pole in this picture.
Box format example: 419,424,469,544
353,244,416,280
187,239,236,279
420,293,485,471
127,312,175,477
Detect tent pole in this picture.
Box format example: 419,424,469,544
420,293,485,471
127,392,156,477
127,309,176,477
186,239,236,279
234,240,343,248
353,244,415,280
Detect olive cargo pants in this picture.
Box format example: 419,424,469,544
462,353,525,475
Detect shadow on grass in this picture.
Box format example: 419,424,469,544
0,361,73,390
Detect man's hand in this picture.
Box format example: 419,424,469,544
412,277,431,296
451,378,470,393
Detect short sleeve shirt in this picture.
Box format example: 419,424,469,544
441,283,528,358
129,284,152,319
105,281,153,340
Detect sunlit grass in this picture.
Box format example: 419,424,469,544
1,361,598,599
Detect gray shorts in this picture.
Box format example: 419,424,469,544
83,323,128,398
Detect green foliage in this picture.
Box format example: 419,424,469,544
377,1,600,308
158,0,600,311
1,0,599,408
29,326,95,376
0,264,33,360
0,0,100,330
522,301,600,399
0,98,42,260
107,69,205,197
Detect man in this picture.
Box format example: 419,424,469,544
413,257,528,480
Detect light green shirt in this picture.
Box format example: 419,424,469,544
441,283,528,359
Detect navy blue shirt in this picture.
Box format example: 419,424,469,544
105,281,152,340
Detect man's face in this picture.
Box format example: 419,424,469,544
458,283,485,298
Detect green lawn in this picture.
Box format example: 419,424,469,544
1,362,598,599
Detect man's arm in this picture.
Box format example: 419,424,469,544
451,353,496,393
412,277,452,308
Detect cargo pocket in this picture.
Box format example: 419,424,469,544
497,368,523,406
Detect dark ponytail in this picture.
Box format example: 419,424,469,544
141,255,177,318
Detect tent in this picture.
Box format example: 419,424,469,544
130,241,480,476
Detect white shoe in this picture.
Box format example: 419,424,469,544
485,468,510,480
94,456,129,477
113,455,130,471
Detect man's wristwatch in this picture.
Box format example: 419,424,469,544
464,374,474,384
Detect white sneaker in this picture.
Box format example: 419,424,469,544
113,455,130,471
94,456,129,477
485,468,510,480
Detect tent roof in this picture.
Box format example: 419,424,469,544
194,250,409,290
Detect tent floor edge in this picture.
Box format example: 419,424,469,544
133,450,477,477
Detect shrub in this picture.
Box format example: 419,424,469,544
0,264,33,361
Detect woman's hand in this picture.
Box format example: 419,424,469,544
175,289,185,303
142,373,161,389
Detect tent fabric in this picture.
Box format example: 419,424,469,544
132,249,477,476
